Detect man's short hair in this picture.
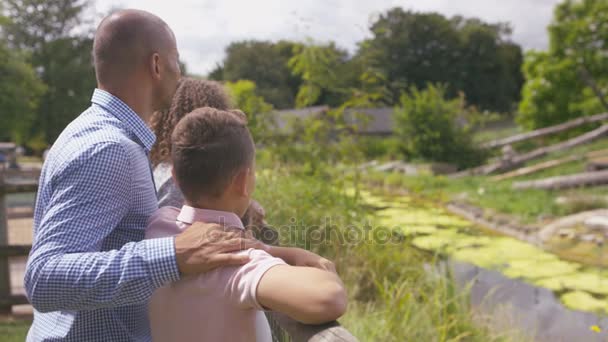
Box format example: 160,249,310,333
171,107,254,201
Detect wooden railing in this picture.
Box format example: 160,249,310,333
0,167,357,341
0,167,37,313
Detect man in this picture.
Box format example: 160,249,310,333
24,9,261,341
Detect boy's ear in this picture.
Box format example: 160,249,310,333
232,168,249,197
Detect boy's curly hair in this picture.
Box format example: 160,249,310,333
150,77,231,166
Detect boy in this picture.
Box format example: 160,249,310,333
146,107,347,341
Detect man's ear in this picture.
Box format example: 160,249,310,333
150,52,162,80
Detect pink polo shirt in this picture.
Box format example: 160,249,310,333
145,206,286,342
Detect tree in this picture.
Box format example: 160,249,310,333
455,18,524,112
358,8,523,112
211,40,302,109
224,80,274,144
518,0,608,129
288,41,352,108
0,32,46,144
2,0,96,149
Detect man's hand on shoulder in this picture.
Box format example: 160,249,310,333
174,222,266,276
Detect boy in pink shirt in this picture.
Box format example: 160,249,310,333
146,107,347,342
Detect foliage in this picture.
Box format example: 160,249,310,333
359,8,523,112
0,34,46,143
2,0,96,150
253,163,512,341
357,136,401,159
518,0,608,129
393,84,487,168
288,40,356,108
0,321,29,342
210,40,303,109
224,80,274,145
270,105,364,176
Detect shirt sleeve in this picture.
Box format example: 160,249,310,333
24,142,180,313
225,249,287,310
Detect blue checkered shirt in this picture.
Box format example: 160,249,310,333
24,89,180,341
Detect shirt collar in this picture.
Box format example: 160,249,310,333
177,205,244,230
90,88,156,151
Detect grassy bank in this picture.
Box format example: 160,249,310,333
0,320,29,341
255,164,517,341
366,138,608,224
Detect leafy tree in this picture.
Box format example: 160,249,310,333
2,0,96,148
358,8,523,112
518,0,608,129
212,40,302,109
288,41,359,108
455,18,524,112
0,33,46,144
225,80,274,144
393,84,486,168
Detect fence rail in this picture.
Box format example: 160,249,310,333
0,167,356,341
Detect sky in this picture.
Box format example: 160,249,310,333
93,0,563,76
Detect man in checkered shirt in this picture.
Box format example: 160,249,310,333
24,9,262,342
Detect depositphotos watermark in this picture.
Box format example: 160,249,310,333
249,217,406,246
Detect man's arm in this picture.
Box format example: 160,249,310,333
24,142,180,312
256,265,348,324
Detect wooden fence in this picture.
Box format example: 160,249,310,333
0,167,37,313
0,167,357,341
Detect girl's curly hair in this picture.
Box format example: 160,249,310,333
150,77,232,166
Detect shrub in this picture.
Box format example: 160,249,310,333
393,84,487,169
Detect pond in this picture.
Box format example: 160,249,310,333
351,188,608,340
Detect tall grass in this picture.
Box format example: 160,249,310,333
255,161,516,341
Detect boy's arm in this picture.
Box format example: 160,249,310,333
256,265,347,325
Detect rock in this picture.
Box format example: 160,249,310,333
358,160,379,170
430,162,458,175
558,229,576,239
579,234,597,243
539,209,608,242
584,216,608,231
375,161,401,172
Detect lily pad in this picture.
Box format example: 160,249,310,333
561,291,608,313
503,258,580,280
534,271,608,295
411,230,464,251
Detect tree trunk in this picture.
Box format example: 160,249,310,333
454,124,608,178
482,112,608,149
513,170,608,190
491,148,608,181
491,155,581,181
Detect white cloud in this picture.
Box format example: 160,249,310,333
93,0,562,75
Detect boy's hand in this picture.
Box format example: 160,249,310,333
292,249,336,273
174,221,266,276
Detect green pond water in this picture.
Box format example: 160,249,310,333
347,188,608,315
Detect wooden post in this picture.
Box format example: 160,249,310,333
0,167,11,314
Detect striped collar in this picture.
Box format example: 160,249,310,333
90,88,156,151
